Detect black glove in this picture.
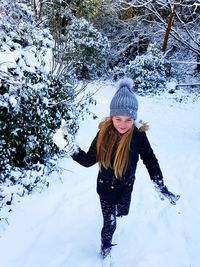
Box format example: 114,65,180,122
156,184,180,205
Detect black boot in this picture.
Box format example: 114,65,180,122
100,239,116,258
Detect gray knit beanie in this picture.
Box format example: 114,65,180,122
110,78,138,120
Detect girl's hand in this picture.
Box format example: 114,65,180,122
63,135,79,156
156,185,180,205
53,120,79,156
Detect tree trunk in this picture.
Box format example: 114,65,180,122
162,4,176,53
33,0,37,19
197,54,200,71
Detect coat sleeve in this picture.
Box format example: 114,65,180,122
71,132,98,167
138,131,164,186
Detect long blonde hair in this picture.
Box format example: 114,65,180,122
96,117,133,179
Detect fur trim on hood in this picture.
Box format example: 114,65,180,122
135,119,149,132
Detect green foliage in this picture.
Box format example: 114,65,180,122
76,0,102,21
118,4,137,20
45,0,103,21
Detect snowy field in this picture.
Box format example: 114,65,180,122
0,81,200,267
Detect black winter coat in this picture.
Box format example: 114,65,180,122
72,127,164,204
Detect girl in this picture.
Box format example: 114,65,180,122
69,78,180,258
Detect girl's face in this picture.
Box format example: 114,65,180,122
112,116,134,134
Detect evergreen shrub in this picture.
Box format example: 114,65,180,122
65,17,110,79
113,50,172,95
0,0,95,222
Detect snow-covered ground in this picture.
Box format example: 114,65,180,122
0,81,200,267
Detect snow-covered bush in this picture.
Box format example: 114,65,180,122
112,66,126,81
113,50,171,95
0,72,93,217
62,17,110,79
125,53,167,95
0,0,95,223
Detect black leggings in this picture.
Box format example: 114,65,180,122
100,196,131,244
100,198,117,244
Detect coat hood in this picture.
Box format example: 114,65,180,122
135,120,149,132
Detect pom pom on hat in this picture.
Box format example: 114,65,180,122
110,78,138,120
116,77,134,92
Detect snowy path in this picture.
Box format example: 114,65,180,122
0,82,200,267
